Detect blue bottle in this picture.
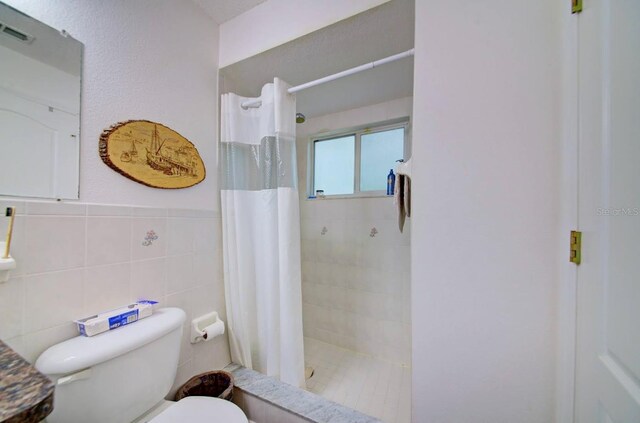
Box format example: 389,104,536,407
387,169,396,196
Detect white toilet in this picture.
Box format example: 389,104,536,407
35,308,248,423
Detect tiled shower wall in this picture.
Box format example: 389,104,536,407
297,97,413,365
300,198,411,364
0,200,230,395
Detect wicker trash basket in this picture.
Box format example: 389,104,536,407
174,370,234,402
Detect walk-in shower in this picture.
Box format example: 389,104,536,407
218,1,414,421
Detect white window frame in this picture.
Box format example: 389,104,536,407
307,117,410,199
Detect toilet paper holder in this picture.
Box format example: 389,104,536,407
190,311,225,344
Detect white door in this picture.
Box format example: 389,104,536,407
575,0,640,422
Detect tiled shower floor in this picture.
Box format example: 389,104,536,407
304,338,411,423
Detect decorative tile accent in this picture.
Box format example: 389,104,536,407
142,230,158,246
369,227,378,237
132,218,166,260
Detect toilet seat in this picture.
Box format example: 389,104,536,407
149,396,248,423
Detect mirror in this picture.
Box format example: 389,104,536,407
0,2,82,199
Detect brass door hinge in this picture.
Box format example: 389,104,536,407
572,0,583,13
570,230,582,264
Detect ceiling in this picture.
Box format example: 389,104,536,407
219,0,414,118
191,0,267,24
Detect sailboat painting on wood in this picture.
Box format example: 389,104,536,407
99,120,206,189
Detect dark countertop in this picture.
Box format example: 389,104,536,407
0,340,54,423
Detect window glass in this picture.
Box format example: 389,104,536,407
313,135,355,195
360,128,405,191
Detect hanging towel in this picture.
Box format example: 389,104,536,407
404,175,411,218
394,174,411,232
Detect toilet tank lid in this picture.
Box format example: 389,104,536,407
35,307,186,375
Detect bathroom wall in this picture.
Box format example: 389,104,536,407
0,0,229,397
2,0,220,210
411,0,561,421
297,97,412,364
0,199,230,395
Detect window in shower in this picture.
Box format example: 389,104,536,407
313,135,356,195
310,119,408,197
360,127,405,192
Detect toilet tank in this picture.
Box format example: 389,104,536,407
36,307,186,423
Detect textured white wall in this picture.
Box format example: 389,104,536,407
411,1,561,422
219,0,390,68
2,0,220,210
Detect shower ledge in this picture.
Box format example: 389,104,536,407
225,363,383,423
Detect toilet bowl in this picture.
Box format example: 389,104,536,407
144,397,247,422
36,308,248,423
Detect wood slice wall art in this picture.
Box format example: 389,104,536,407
99,120,206,189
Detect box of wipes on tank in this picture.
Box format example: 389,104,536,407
75,300,158,337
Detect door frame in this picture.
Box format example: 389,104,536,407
557,2,579,423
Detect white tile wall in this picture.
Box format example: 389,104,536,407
0,199,231,397
24,216,86,274
24,269,84,333
299,199,411,364
86,217,132,266
296,97,413,365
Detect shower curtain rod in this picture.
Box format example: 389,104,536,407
240,48,415,109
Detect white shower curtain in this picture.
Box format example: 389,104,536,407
219,78,305,388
